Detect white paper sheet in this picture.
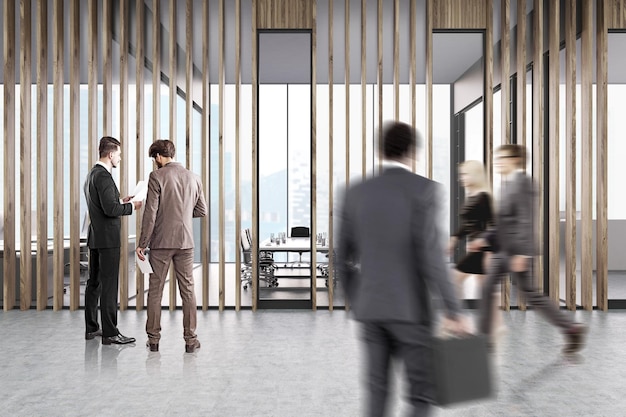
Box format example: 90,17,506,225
136,253,154,274
131,180,148,202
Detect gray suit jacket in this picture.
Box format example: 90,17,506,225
337,167,461,323
138,162,207,250
488,170,537,257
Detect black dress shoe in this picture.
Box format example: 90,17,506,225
146,341,159,352
185,339,201,353
102,334,136,345
85,329,103,340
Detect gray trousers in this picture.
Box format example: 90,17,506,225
361,321,433,417
479,252,573,335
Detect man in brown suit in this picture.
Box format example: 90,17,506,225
136,140,207,353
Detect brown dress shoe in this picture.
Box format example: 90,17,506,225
185,339,201,353
563,323,587,355
85,329,103,340
146,341,159,352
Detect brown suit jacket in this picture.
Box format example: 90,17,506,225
138,162,207,250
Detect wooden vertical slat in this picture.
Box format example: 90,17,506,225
20,0,33,310
345,0,350,189
548,0,560,304
377,0,383,172
36,0,48,311
186,0,193,169
152,0,160,144
69,0,80,310
361,0,366,179
410,0,416,172
88,0,97,167
235,0,242,311
533,0,544,293
52,0,64,310
169,0,177,311
201,0,210,310
565,0,577,310
3,0,16,311
426,0,433,179
581,0,593,310
393,0,399,121
597,0,609,310
311,0,318,310
501,0,511,311
219,0,225,311
328,0,334,310
251,0,258,311
103,0,112,135
119,0,129,311
484,2,493,185
517,0,527,310
135,0,145,311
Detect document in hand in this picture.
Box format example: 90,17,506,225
431,334,493,406
131,180,148,202
136,253,154,274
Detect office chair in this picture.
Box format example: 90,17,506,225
240,229,278,290
289,226,310,268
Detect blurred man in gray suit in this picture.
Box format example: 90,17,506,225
337,122,469,417
136,140,207,353
470,144,586,354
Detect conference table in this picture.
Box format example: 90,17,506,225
259,237,329,254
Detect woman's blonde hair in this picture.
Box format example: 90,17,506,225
459,160,491,194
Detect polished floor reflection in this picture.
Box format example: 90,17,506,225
1,308,625,416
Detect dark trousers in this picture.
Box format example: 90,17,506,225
479,252,573,335
85,247,121,338
361,322,433,417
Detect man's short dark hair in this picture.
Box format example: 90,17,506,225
382,121,420,159
148,139,176,158
99,136,121,158
497,144,526,167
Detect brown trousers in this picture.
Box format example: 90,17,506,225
146,248,197,344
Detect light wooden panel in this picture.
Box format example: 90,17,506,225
426,0,433,178
393,0,399,120
432,0,487,29
361,0,366,179
201,0,210,310
4,0,16,311
186,0,193,169
256,0,314,29
119,0,129,311
533,0,544,293
36,0,48,311
311,0,318,310
548,0,560,304
345,0,350,189
69,0,80,310
609,0,626,28
410,0,417,172
52,0,64,310
516,0,527,310
152,0,160,144
235,0,242,311
377,0,383,172
88,2,97,168
501,0,511,311
135,0,145,311
251,0,258,311
103,0,112,135
565,0,577,310
581,0,593,310
169,0,177,311
597,0,609,310
20,0,33,310
485,3,493,187
328,0,334,310
219,0,225,311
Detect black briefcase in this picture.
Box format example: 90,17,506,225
431,334,493,406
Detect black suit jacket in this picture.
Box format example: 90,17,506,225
84,164,133,249
337,167,461,323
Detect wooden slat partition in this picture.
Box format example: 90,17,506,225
377,0,383,172
581,0,593,310
119,0,129,311
410,0,417,172
103,0,112,135
169,0,177,311
52,0,64,310
361,0,366,179
251,0,258,311
432,0,487,28
219,0,225,311
516,0,527,310
565,0,577,310
597,0,609,310
311,0,318,310
152,0,160,145
69,0,80,310
36,0,48,311
328,0,334,310
501,0,511,311
345,0,350,189
426,0,433,178
135,0,145,310
393,0,399,121
533,0,544,293
256,0,314,29
20,0,33,310
186,0,193,169
201,0,210,310
548,0,560,304
609,0,626,27
484,3,493,189
4,0,16,311
235,0,242,311
88,0,97,167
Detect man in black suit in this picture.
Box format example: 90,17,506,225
84,136,142,345
337,122,469,417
